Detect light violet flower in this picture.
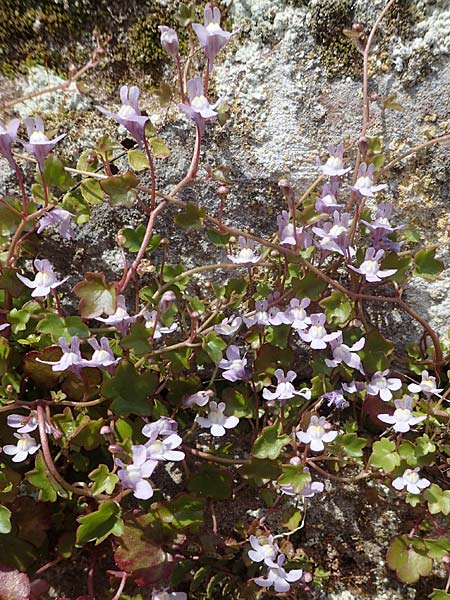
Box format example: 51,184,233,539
277,211,312,248
7,410,52,434
95,295,137,336
392,468,430,495
243,299,270,328
218,345,249,381
36,336,84,376
183,390,212,408
263,369,311,407
318,143,351,177
178,76,223,136
285,298,311,331
143,310,178,339
0,119,20,169
315,181,342,214
378,396,426,433
96,85,149,146
227,236,260,264
248,535,279,565
349,162,388,197
116,445,158,500
280,461,324,498
195,400,239,437
407,370,443,397
342,380,366,394
192,5,237,71
367,370,402,402
20,116,66,170
321,389,349,410
145,431,185,462
348,247,397,283
325,332,365,374
361,203,402,234
255,554,303,593
82,337,120,373
299,313,339,350
158,26,179,58
296,415,338,452
0,323,10,333
37,208,75,240
152,592,187,600
313,211,353,257
267,306,293,326
3,433,40,463
214,315,242,336
142,417,178,440
17,258,69,297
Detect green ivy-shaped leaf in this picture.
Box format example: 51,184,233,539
331,433,367,458
253,423,290,460
369,438,400,472
429,591,450,599
102,362,158,416
42,155,76,191
121,225,160,253
76,501,123,546
26,453,67,502
277,464,311,493
174,203,206,231
413,248,444,281
239,458,282,486
425,484,450,515
149,137,170,159
121,323,151,356
292,272,328,301
387,535,432,583
73,272,117,318
100,171,139,207
319,292,352,326
202,332,227,363
89,465,118,496
81,178,104,205
0,505,12,534
206,230,231,246
361,329,394,373
128,149,149,171
37,313,90,342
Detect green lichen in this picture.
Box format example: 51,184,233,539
309,0,361,78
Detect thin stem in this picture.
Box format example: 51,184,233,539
171,124,202,196
379,134,450,175
182,445,249,465
307,459,372,483
176,55,187,103
143,136,157,211
110,572,128,600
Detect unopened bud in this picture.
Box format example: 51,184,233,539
100,425,112,435
358,136,369,156
217,185,229,196
86,152,98,165
270,249,279,257
229,236,236,244
158,26,179,59
370,92,380,102
108,444,121,454
5,384,13,393
116,230,126,247
159,290,176,314
352,23,363,32
442,555,450,564
278,178,296,206
302,572,313,583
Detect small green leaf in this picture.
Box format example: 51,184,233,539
77,148,99,172
188,465,233,500
381,94,404,112
102,362,158,416
100,170,139,207
282,505,302,531
163,495,205,528
278,464,311,493
425,484,450,515
37,313,90,342
62,189,90,225
122,225,160,253
202,332,227,363
331,433,367,458
81,178,104,205
26,453,67,502
369,438,400,472
149,137,170,159
42,155,76,191
0,505,12,534
89,465,118,496
319,291,352,326
176,3,197,26
413,247,444,281
292,273,328,301
73,272,117,318
174,203,206,231
239,458,282,486
128,149,149,171
206,229,231,246
361,329,394,373
76,501,123,546
121,323,151,356
387,535,432,583
253,423,290,460
7,309,31,334
430,590,450,599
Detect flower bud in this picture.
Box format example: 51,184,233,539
278,178,295,206
217,185,229,196
159,26,179,59
158,290,176,314
358,136,369,156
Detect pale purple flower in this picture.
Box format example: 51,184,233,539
95,295,137,336
36,335,84,376
267,306,293,326
116,445,158,500
361,203,402,235
392,468,430,495
96,85,149,146
227,236,260,264
143,310,178,339
192,5,237,71
3,433,40,463
37,208,75,240
342,380,366,394
142,417,178,440
0,323,10,333
158,290,176,315
7,410,51,434
151,592,187,600
349,162,388,197
0,119,20,169
214,315,242,336
263,369,311,407
243,299,270,328
349,247,397,283
280,461,324,498
296,415,338,452
407,370,443,397
313,211,353,257
183,390,212,408
255,554,303,593
325,332,365,374
20,116,66,170
285,298,311,331
218,345,249,381
318,143,351,177
82,337,120,373
195,400,239,436
277,211,312,248
367,370,402,402
145,431,185,462
299,313,340,350
248,535,279,565
158,26,179,58
178,76,223,136
315,181,342,214
17,258,69,297
378,396,426,433
321,389,349,410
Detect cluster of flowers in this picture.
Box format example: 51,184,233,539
116,417,184,500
